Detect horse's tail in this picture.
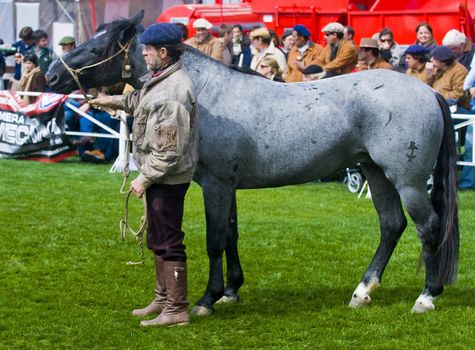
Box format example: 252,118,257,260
432,92,459,285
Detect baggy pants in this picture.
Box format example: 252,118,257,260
145,183,190,261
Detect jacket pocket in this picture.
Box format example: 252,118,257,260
133,113,147,147
154,124,177,152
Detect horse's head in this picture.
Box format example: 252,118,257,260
48,10,145,94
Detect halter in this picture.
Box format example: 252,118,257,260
59,39,133,101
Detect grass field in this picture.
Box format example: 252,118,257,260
1,158,475,349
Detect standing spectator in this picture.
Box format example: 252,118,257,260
3,27,36,89
358,38,393,70
442,29,475,71
32,29,56,75
249,27,287,73
185,18,224,61
378,28,405,71
280,30,294,61
415,22,437,51
58,36,76,55
344,25,355,44
404,45,430,84
256,57,284,82
231,24,251,67
427,45,468,106
285,24,323,82
19,53,45,104
218,24,233,66
316,22,358,77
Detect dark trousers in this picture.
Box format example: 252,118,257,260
146,183,190,261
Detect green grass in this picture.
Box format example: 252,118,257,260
1,158,475,349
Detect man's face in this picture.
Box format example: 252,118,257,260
142,45,163,71
343,28,351,40
252,37,263,51
431,57,446,70
358,48,369,60
447,44,464,57
61,44,75,54
37,37,49,49
232,27,242,40
196,28,209,43
405,54,418,68
379,34,393,49
292,31,306,48
324,32,338,45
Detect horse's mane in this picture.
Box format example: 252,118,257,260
100,17,143,60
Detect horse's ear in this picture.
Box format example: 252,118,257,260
129,10,144,26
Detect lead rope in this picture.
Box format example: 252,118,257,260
118,115,147,265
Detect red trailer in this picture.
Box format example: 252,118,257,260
157,0,475,45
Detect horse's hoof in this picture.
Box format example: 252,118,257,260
349,293,371,308
411,294,435,313
191,305,214,317
216,294,239,304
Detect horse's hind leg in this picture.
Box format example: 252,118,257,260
191,177,237,316
350,162,407,308
397,185,443,313
217,192,244,304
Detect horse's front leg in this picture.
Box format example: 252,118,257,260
191,179,236,316
350,163,407,308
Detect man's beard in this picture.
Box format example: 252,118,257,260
147,58,163,71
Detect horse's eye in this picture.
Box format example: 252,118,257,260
90,47,101,55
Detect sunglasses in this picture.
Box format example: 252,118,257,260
380,39,392,43
260,64,269,69
324,32,335,36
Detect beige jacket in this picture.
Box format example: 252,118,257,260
250,42,288,73
113,62,199,189
185,34,224,61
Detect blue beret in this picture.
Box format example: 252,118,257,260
293,24,311,38
140,23,182,45
404,45,427,55
431,45,455,61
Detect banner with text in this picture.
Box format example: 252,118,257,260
0,91,75,162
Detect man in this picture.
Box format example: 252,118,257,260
32,29,56,75
316,22,358,77
218,24,233,65
378,28,405,71
89,23,199,327
404,45,430,84
58,36,76,55
442,29,475,71
285,24,323,82
231,24,251,67
185,17,224,61
358,38,393,70
249,27,287,73
343,25,355,44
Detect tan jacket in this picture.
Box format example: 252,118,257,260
114,62,199,189
285,43,324,82
406,65,431,85
368,57,394,70
430,61,468,100
250,42,288,73
316,39,358,75
185,34,224,61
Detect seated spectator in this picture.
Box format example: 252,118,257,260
344,25,355,44
285,24,323,82
442,29,475,71
358,38,393,70
32,29,56,75
256,57,284,82
280,30,294,61
185,18,224,61
427,46,468,106
378,28,405,71
354,58,369,72
19,53,45,104
302,64,325,81
404,45,430,84
219,24,233,65
231,24,252,67
249,27,287,73
414,22,437,51
316,22,358,77
58,36,76,55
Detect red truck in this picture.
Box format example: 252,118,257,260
157,0,475,45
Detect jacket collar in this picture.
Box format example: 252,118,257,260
140,60,182,88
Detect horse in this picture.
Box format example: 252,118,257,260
48,11,459,315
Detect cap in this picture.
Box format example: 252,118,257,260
404,44,427,55
293,24,311,38
59,36,75,45
250,27,270,39
431,45,455,61
140,23,182,45
192,18,213,30
359,38,379,49
321,22,344,33
302,65,323,75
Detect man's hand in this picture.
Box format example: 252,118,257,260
89,95,113,109
130,179,145,198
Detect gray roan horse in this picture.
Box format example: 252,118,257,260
48,11,459,315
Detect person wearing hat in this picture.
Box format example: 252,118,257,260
357,38,393,71
280,29,295,60
59,36,76,55
89,22,199,327
185,17,224,61
404,45,431,84
302,64,325,81
316,22,358,77
18,52,45,104
249,26,287,73
285,24,323,82
427,45,468,106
